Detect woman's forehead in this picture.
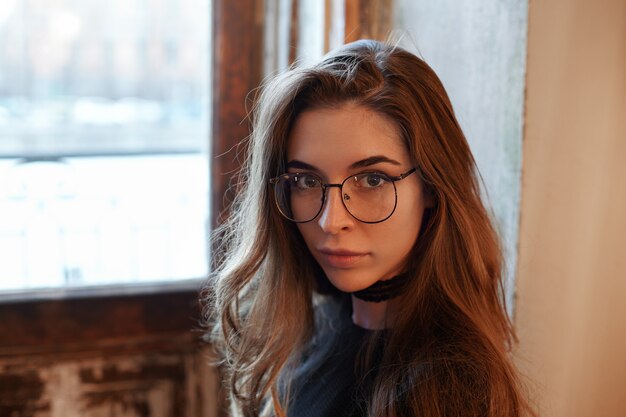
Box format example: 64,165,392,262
286,104,410,170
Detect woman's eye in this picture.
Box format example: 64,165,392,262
293,174,320,189
357,173,387,188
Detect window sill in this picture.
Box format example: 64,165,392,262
0,278,205,304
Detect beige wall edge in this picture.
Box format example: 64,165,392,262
515,1,626,416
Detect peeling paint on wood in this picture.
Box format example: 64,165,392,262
0,291,219,417
0,348,218,417
0,368,48,416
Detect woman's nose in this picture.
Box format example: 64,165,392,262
317,186,355,233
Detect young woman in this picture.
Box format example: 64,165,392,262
204,39,536,417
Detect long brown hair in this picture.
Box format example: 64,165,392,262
203,39,536,417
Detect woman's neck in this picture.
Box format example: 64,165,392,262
350,295,398,330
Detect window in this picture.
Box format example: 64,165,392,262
0,0,211,295
0,2,256,414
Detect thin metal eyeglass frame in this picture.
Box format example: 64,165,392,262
269,167,417,224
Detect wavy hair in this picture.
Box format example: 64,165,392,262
203,39,536,417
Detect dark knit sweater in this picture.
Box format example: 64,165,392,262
283,297,385,417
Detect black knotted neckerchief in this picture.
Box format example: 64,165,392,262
350,272,411,302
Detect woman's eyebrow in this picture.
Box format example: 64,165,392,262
349,155,401,169
286,156,401,171
286,160,319,171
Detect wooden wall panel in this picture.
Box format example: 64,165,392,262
0,292,218,417
0,349,217,417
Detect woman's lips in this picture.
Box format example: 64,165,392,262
317,248,369,268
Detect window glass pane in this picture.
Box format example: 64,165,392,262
0,0,211,293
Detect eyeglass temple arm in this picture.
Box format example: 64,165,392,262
389,167,417,182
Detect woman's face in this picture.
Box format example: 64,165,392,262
286,103,432,293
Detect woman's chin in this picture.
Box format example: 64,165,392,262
324,270,379,293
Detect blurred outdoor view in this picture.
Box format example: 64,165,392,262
0,0,211,292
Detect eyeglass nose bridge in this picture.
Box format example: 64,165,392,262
319,182,352,217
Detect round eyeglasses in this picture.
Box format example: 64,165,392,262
269,168,417,224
